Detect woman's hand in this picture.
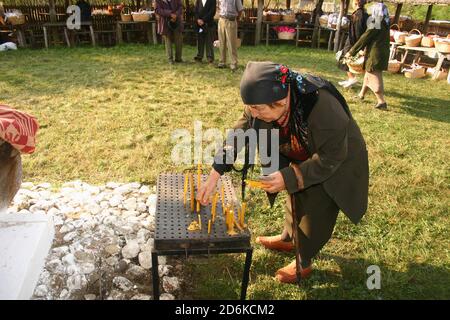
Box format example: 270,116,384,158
197,168,221,206
260,171,286,194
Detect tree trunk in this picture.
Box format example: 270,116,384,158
393,3,403,25
255,0,264,45
423,5,433,34
311,0,324,48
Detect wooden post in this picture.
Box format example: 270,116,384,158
255,0,264,45
393,3,403,25
333,0,345,52
423,5,433,34
311,0,324,48
286,0,291,10
49,0,56,22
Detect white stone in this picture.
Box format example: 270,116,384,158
84,294,96,300
103,216,118,225
136,202,147,213
59,289,70,300
123,197,137,211
67,274,87,291
138,251,152,270
126,265,147,279
63,231,77,242
146,195,157,215
107,290,126,300
62,253,76,266
160,293,175,300
36,182,52,189
162,276,180,293
158,265,171,277
112,276,133,292
79,263,95,274
52,246,69,257
106,182,121,189
137,228,151,242
114,184,133,195
34,285,48,298
105,256,119,267
109,195,123,208
59,224,74,234
140,238,154,253
105,244,120,256
0,213,54,299
139,185,150,194
66,265,80,275
159,256,167,265
122,240,140,259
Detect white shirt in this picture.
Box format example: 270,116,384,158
202,0,207,6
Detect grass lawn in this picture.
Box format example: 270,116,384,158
1,44,449,300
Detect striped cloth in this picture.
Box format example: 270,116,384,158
0,105,39,154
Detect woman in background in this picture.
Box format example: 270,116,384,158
338,0,368,89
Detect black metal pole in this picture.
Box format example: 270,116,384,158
152,251,160,300
240,248,253,300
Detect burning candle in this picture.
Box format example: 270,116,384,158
196,199,200,213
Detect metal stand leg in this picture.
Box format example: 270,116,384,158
240,248,253,300
151,251,160,300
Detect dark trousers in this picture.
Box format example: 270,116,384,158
285,184,340,268
163,29,183,62
196,25,214,62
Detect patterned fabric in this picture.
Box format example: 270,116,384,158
370,2,389,26
0,105,39,154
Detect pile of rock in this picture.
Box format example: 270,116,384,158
7,181,181,300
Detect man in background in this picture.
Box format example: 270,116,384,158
217,0,243,71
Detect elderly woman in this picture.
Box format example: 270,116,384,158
0,105,38,211
346,1,390,110
338,0,368,88
198,61,369,283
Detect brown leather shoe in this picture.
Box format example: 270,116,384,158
275,260,313,284
255,235,294,252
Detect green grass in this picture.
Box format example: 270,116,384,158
1,44,449,299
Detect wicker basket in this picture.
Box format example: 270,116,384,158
346,55,365,74
7,15,25,25
435,38,450,54
268,14,281,22
388,60,401,73
390,24,400,42
421,33,436,47
405,29,422,47
282,14,296,23
404,66,426,79
278,31,295,40
319,15,328,28
121,7,132,22
394,31,408,44
132,12,151,22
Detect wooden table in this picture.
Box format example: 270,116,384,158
0,23,27,47
116,20,157,45
397,45,450,80
43,22,70,48
295,26,314,47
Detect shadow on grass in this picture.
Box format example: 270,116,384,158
384,90,450,124
179,252,450,300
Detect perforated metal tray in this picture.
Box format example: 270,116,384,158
154,173,251,251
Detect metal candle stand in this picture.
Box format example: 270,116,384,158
152,173,253,300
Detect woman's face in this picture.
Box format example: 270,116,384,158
247,90,290,123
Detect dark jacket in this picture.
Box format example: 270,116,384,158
155,0,184,36
348,19,390,72
195,0,216,25
213,76,369,225
339,7,368,71
76,0,92,22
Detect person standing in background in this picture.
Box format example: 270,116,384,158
155,0,184,64
194,0,216,64
217,0,243,71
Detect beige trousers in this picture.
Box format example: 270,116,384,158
218,17,238,68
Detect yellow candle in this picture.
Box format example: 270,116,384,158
183,174,188,207
208,219,211,234
198,214,202,229
190,173,195,212
211,193,218,222
196,200,200,213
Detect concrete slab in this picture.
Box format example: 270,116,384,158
0,213,54,300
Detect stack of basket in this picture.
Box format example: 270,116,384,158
121,7,132,22
132,10,152,22
388,60,401,73
282,12,296,23
434,37,450,54
421,33,437,48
